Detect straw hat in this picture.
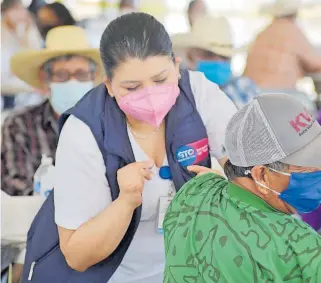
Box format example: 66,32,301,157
11,26,103,89
171,16,235,58
260,0,302,17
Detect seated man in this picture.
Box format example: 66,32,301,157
164,94,321,282
1,25,102,196
171,15,258,109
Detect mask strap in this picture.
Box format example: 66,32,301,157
268,167,291,176
254,181,281,196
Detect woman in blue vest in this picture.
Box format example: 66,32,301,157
52,13,236,283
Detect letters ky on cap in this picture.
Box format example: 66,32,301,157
224,93,321,168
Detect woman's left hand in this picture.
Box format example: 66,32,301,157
187,165,224,177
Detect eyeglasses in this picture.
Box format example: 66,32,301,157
48,70,95,83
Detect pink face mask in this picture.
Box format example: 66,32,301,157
117,83,180,128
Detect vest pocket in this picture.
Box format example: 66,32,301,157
27,244,63,281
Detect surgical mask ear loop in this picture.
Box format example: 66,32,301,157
268,167,291,176
254,181,281,196
243,168,278,195
254,167,291,195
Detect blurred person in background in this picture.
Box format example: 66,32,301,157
1,0,42,110
119,0,138,16
172,16,259,109
82,0,138,48
187,0,207,28
164,94,321,282
1,26,102,197
301,205,321,234
244,0,321,113
36,2,76,41
173,0,207,70
28,0,45,15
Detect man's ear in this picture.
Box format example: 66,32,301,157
39,69,46,85
38,70,50,95
103,76,114,97
251,166,270,196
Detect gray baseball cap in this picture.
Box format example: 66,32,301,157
225,93,321,167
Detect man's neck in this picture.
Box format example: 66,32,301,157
232,178,258,196
231,177,293,215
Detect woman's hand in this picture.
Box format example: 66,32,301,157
117,160,154,210
188,165,224,177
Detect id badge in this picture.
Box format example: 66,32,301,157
157,196,173,234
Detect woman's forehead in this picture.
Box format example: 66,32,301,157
112,56,174,82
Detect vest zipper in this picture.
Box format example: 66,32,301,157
28,261,36,281
27,244,60,281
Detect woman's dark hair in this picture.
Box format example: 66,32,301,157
1,0,21,13
45,2,76,26
100,12,174,78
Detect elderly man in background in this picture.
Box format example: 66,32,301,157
164,93,321,282
244,0,321,113
1,0,42,110
172,15,259,109
1,25,101,283
1,26,102,197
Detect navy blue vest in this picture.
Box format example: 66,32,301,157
22,69,211,283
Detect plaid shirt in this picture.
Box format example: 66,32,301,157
1,101,59,196
222,76,259,109
244,18,321,89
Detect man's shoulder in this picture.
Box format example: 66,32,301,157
164,173,228,244
171,173,228,207
2,102,48,130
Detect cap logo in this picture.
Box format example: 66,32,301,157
289,109,315,135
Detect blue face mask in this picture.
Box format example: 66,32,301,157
257,168,321,214
196,61,232,86
49,80,94,115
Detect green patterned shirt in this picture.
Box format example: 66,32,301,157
164,173,321,283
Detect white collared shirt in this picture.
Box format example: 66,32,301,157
54,71,237,283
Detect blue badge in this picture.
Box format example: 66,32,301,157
176,145,197,167
159,166,172,180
